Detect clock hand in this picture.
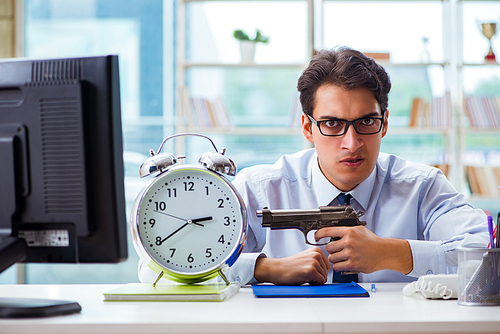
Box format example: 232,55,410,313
159,222,189,244
154,210,189,222
191,216,212,225
158,216,212,245
154,210,211,227
153,211,210,225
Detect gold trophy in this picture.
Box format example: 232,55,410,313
479,22,497,62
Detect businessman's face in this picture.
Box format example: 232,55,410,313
302,84,388,192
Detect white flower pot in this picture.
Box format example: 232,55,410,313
239,41,256,63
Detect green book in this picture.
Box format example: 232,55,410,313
103,282,240,302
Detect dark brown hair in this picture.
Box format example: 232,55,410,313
297,46,391,116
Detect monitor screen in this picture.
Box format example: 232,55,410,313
0,55,128,274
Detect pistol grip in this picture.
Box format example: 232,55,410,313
340,271,360,275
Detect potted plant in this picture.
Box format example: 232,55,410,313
233,29,269,63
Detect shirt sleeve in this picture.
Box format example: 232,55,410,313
223,252,265,285
408,169,489,277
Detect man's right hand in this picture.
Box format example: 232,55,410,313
253,248,331,285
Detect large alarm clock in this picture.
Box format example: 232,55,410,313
130,133,247,285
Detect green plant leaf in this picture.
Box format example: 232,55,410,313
233,29,269,43
233,29,250,41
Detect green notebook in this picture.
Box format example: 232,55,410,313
103,282,240,302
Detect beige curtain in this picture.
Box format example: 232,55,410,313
0,0,15,58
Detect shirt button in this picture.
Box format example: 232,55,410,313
426,270,433,275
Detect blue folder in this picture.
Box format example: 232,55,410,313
252,282,369,298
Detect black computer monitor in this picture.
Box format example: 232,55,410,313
0,55,128,317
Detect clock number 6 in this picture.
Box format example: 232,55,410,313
187,253,194,263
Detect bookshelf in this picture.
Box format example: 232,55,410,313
175,0,500,209
175,0,313,168
456,0,500,209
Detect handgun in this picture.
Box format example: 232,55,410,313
257,206,365,246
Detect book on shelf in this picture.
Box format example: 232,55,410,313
190,97,212,128
178,87,233,129
409,93,450,128
103,282,240,302
362,51,390,61
432,163,449,178
464,95,500,129
212,96,232,128
431,93,451,128
466,166,500,197
409,97,426,127
179,86,194,128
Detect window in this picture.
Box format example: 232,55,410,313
4,0,171,284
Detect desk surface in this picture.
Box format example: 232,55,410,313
0,283,499,334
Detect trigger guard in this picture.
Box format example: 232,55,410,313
305,230,329,246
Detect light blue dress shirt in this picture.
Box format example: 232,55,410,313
138,148,489,285
224,148,489,285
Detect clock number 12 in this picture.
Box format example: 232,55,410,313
184,182,194,191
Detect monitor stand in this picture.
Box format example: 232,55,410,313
0,297,81,318
0,236,82,318
0,237,82,318
0,127,82,318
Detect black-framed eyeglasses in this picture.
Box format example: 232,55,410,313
307,111,385,137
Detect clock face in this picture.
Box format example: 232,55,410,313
133,166,246,280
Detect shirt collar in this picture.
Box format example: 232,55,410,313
350,167,376,211
312,155,376,211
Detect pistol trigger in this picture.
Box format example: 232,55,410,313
305,231,329,246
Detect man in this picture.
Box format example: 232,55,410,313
138,46,488,285
222,46,488,285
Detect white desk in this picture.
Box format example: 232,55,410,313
0,283,498,334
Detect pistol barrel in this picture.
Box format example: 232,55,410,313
257,206,365,228
257,206,365,246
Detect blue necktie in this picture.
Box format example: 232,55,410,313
332,193,358,283
337,193,352,206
